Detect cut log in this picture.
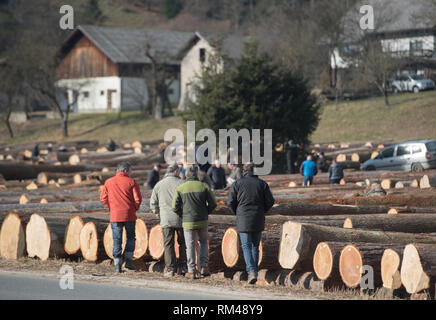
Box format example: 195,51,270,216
103,223,127,259
256,269,281,286
69,154,81,165
313,242,345,289
40,198,48,204
25,214,66,260
420,175,436,189
26,182,38,190
64,216,85,255
148,224,164,260
400,243,436,294
19,194,30,205
278,221,436,270
381,179,398,190
0,163,91,180
351,151,371,163
79,221,107,262
133,218,149,260
336,154,347,162
0,213,26,259
339,214,436,233
381,248,403,290
221,227,245,270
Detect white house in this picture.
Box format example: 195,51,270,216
56,25,194,113
332,0,436,79
176,32,250,111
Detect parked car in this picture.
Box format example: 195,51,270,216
390,74,435,93
362,140,436,172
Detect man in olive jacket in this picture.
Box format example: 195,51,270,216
227,163,275,284
172,166,217,280
150,164,186,277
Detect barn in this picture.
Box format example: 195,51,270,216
56,25,193,114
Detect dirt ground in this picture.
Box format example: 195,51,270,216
0,257,402,300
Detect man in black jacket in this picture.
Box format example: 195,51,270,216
207,160,227,190
146,164,162,190
226,163,275,284
328,160,344,184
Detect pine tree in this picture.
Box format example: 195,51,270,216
161,0,182,19
82,0,106,24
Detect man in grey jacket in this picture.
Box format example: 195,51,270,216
150,164,186,277
328,159,344,184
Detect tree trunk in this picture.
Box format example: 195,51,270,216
339,243,403,289
0,213,26,259
313,242,345,289
381,248,403,290
0,163,90,181
64,216,85,256
400,243,436,295
278,221,436,270
79,221,107,262
25,214,66,260
420,175,436,189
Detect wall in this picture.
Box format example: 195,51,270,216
381,35,435,54
178,38,223,110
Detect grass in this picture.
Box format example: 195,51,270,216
2,90,436,147
310,90,436,143
1,111,186,146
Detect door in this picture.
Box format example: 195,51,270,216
107,89,117,112
377,146,395,170
393,144,412,171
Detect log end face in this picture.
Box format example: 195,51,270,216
400,244,430,294
25,214,51,261
278,221,304,269
339,244,363,288
148,224,164,260
64,216,84,255
313,242,333,281
133,219,148,260
221,227,239,268
0,213,25,260
381,248,402,290
80,222,99,262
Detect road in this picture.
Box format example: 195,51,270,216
0,274,238,300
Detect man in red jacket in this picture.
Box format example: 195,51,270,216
100,162,142,273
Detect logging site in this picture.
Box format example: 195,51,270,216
1,0,436,305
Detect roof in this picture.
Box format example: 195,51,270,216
341,0,435,43
195,32,251,60
60,25,195,65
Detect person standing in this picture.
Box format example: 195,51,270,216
300,155,318,187
316,152,327,173
108,138,116,152
150,164,186,277
284,140,298,174
227,163,275,284
172,166,217,280
328,159,344,184
207,160,227,190
146,164,162,190
100,162,142,273
226,163,242,186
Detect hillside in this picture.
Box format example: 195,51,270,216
1,91,436,146
310,90,436,144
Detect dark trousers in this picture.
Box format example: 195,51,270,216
303,176,313,186
330,178,342,184
286,155,296,174
162,227,187,272
111,221,136,259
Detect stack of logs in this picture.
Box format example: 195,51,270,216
1,140,436,299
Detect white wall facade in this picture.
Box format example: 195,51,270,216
381,35,435,55
178,38,223,110
56,77,121,113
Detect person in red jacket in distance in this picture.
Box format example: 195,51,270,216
100,162,142,273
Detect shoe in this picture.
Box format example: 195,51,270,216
247,271,257,284
114,257,122,273
185,272,198,280
164,270,175,278
200,268,210,278
177,265,187,276
124,252,136,271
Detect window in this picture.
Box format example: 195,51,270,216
426,141,436,151
381,147,394,158
199,48,206,63
410,40,423,55
100,91,105,96
412,145,423,154
396,145,411,156
83,91,89,98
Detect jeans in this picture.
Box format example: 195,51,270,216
330,178,341,184
239,232,262,274
162,227,187,272
183,228,208,274
303,176,313,186
111,221,136,259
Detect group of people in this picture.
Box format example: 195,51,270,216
145,160,242,191
100,161,274,285
284,140,344,186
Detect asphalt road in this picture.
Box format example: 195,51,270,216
0,274,237,300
